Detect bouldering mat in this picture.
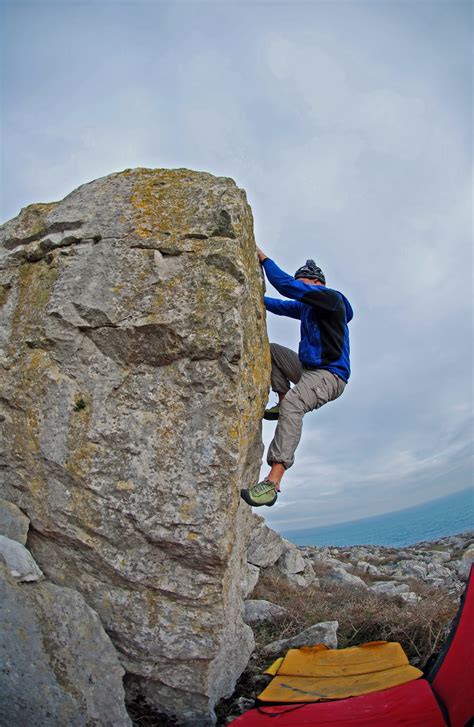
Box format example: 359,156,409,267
258,641,422,703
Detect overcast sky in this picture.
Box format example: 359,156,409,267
1,0,472,532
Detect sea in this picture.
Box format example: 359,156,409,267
280,487,474,548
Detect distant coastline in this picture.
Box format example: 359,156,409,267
280,487,474,547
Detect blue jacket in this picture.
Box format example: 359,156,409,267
262,258,353,382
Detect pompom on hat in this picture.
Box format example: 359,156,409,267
294,259,326,284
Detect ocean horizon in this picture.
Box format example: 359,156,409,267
280,487,474,548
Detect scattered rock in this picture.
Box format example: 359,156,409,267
427,550,452,564
322,566,367,588
357,560,385,577
369,581,410,596
0,534,43,582
390,560,428,580
0,499,29,545
426,563,451,579
262,620,338,656
458,545,474,580
276,543,306,574
247,515,287,568
243,599,290,625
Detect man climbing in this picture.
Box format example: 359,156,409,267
240,248,353,508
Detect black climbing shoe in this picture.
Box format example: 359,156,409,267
263,404,280,421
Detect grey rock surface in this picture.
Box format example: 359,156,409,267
0,562,131,726
242,563,260,598
247,514,287,568
243,599,289,624
0,498,29,544
0,168,270,725
426,550,452,564
357,560,385,577
390,560,428,580
369,580,410,596
459,545,474,580
276,543,306,575
262,620,338,656
266,558,316,590
322,566,367,588
0,534,43,581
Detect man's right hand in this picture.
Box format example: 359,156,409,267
256,247,268,263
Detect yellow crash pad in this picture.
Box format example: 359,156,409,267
259,641,423,703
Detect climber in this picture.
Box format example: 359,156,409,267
240,249,353,508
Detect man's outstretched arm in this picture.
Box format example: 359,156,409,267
264,296,302,319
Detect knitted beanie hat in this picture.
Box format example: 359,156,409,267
294,259,326,284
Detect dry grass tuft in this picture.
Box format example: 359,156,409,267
251,571,457,669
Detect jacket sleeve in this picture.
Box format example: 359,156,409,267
264,296,302,319
262,258,341,312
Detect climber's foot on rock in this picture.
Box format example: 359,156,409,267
263,404,280,421
240,479,278,507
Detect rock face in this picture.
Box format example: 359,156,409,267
0,498,29,544
0,168,270,724
0,533,44,582
0,562,131,727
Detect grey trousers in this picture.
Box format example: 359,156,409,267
267,343,346,469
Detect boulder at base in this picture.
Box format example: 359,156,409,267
0,562,131,727
0,168,270,725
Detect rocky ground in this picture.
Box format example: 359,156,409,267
216,528,474,725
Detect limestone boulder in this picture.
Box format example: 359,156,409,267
0,534,43,582
321,566,367,588
357,560,385,577
0,168,270,725
276,542,307,574
390,560,428,581
262,620,338,656
369,581,410,597
0,498,29,544
241,563,260,598
243,599,289,624
0,562,130,726
247,514,287,568
458,545,474,580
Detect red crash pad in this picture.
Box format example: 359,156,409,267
230,679,447,726
428,564,474,727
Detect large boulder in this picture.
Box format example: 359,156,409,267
0,562,131,726
0,168,270,725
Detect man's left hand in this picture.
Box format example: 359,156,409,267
256,247,268,263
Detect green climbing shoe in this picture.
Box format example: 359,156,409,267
240,480,278,507
263,404,280,421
